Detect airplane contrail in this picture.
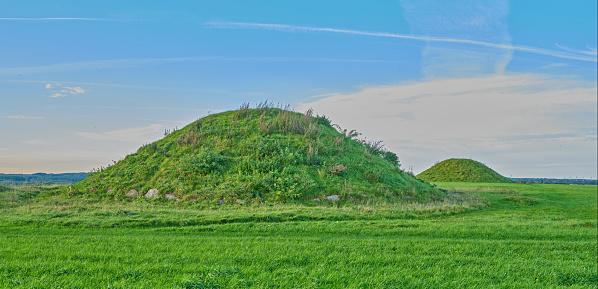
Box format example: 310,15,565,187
0,17,115,21
206,21,597,62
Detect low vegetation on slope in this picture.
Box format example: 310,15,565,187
0,185,45,209
417,158,514,183
73,104,443,204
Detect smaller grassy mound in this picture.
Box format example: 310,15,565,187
417,158,513,183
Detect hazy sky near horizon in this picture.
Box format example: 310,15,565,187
1,1,596,178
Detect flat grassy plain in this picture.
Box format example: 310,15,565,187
0,183,596,288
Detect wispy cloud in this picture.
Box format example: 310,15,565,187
0,57,213,75
4,115,43,120
0,56,397,75
44,83,86,98
0,18,115,21
0,155,109,174
3,80,174,90
400,0,511,77
74,124,163,142
62,87,86,94
298,74,597,177
205,21,598,62
221,57,397,63
555,43,598,56
55,105,209,112
2,80,236,96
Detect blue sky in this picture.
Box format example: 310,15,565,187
1,0,596,178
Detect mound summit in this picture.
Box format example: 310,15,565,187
417,158,513,183
74,105,444,204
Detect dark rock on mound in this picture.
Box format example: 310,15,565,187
125,189,140,198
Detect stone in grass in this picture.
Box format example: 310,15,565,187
126,189,140,198
325,195,340,202
165,193,177,200
144,188,159,199
217,199,225,205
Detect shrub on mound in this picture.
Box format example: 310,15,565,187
417,158,513,183
74,104,445,204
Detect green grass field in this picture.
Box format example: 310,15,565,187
0,183,596,288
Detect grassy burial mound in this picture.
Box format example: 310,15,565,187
417,158,514,183
73,104,444,204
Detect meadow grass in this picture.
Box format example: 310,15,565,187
0,183,596,288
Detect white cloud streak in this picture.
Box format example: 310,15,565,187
205,21,598,62
62,87,86,94
555,43,598,56
4,115,43,120
0,56,397,75
60,105,209,112
2,80,234,96
74,124,163,143
0,57,214,75
44,83,85,97
400,0,511,77
3,80,173,90
0,18,115,21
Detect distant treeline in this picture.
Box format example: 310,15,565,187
511,178,597,185
2,173,595,186
0,173,89,186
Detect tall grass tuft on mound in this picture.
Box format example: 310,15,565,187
417,158,514,183
73,103,443,205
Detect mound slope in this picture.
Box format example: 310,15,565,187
417,158,513,183
74,106,443,204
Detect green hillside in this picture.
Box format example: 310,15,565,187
74,105,443,204
417,158,514,183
